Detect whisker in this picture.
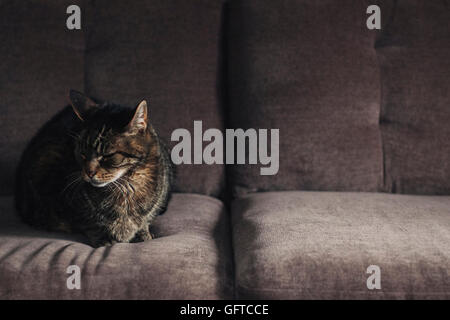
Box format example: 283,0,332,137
61,176,82,195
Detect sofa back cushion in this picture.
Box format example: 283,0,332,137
377,0,450,195
0,0,226,198
0,0,85,195
84,0,226,197
227,0,383,196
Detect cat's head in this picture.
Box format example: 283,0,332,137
69,90,152,188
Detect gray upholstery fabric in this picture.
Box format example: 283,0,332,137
0,194,233,299
227,0,383,196
232,191,450,299
0,0,85,195
377,0,450,195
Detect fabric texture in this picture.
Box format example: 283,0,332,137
227,0,383,196
84,0,226,197
0,0,85,195
0,193,233,299
377,0,450,194
232,191,450,299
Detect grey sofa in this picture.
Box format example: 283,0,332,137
0,0,449,299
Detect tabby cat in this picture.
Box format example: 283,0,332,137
15,90,173,247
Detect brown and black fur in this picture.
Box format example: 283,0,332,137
15,90,173,247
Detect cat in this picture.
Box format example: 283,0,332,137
15,90,173,247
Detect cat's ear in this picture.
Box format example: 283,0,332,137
69,90,98,121
126,100,148,134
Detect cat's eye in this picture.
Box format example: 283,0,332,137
103,153,116,158
101,153,124,167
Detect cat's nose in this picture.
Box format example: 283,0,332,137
85,160,99,179
85,169,96,178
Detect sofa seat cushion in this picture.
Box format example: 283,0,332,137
0,193,233,299
232,191,450,299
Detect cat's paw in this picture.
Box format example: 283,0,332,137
89,238,118,248
130,228,153,243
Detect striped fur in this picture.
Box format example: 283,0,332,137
15,92,173,247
